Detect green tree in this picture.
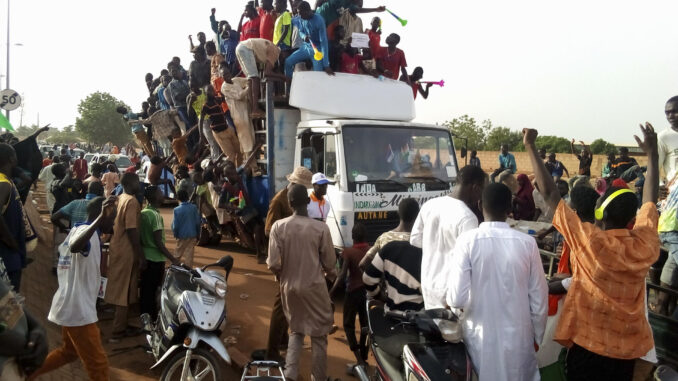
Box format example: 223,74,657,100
13,124,41,139
45,125,81,144
535,136,572,153
444,115,491,151
589,138,617,155
75,92,132,146
486,127,524,151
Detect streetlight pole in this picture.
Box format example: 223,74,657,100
5,0,10,121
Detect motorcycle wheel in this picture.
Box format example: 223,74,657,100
160,347,224,381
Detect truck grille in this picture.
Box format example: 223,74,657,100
355,212,400,245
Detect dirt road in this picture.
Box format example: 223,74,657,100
24,186,365,381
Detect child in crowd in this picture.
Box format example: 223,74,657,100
329,25,347,72
172,189,202,266
330,223,371,365
139,186,178,323
27,196,115,381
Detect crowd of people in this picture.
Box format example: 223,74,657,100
0,5,674,377
119,0,434,183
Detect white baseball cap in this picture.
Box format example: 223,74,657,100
312,172,330,185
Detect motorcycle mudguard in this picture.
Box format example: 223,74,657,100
149,329,232,369
150,344,182,369
185,327,232,365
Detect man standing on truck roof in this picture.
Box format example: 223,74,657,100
284,1,335,78
410,165,487,309
374,33,408,80
308,173,331,221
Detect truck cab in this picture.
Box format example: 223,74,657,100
251,71,459,247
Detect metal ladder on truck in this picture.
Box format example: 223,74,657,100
248,80,294,212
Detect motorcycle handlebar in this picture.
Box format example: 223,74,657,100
384,309,458,322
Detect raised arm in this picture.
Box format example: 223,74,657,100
210,9,219,34
635,122,659,204
355,6,386,14
70,196,116,253
238,13,246,33
524,128,560,211
570,138,578,157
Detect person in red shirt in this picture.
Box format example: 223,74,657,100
340,47,373,75
42,151,54,168
374,33,408,80
239,3,261,41
366,16,381,52
73,152,88,181
257,0,277,41
330,223,371,363
400,66,433,99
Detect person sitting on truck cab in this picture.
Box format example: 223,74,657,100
400,66,432,100
284,1,335,79
308,173,331,221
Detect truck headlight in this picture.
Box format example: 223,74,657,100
215,280,227,298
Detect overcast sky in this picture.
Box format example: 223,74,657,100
2,0,677,144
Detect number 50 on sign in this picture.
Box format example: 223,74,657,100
0,89,21,111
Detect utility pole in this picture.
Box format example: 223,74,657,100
5,0,10,121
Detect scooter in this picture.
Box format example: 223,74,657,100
141,256,234,381
357,300,472,381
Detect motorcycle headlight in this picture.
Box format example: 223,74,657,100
177,308,189,324
215,280,227,298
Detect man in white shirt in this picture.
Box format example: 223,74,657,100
28,196,116,381
38,156,60,213
308,173,331,222
446,183,548,381
657,95,678,315
410,165,487,309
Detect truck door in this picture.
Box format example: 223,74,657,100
299,131,347,247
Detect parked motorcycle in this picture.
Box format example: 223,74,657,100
355,300,472,381
141,255,234,381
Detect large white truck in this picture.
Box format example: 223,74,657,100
248,71,460,247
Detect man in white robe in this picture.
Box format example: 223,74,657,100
446,182,548,381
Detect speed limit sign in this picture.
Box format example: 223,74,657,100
0,89,21,111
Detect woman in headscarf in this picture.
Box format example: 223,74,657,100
512,173,536,220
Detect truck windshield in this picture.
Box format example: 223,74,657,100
343,126,457,192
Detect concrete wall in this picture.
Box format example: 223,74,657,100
454,151,648,178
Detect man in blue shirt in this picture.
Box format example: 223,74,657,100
172,189,202,266
156,75,171,111
51,182,105,230
545,152,570,181
219,25,241,76
116,106,155,157
284,1,334,78
491,144,517,183
167,69,191,126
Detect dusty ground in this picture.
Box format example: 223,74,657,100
24,185,367,381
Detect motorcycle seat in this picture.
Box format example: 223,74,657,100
368,306,421,358
164,270,198,315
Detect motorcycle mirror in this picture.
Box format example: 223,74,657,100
217,256,234,272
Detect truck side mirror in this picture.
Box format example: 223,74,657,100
460,147,467,158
